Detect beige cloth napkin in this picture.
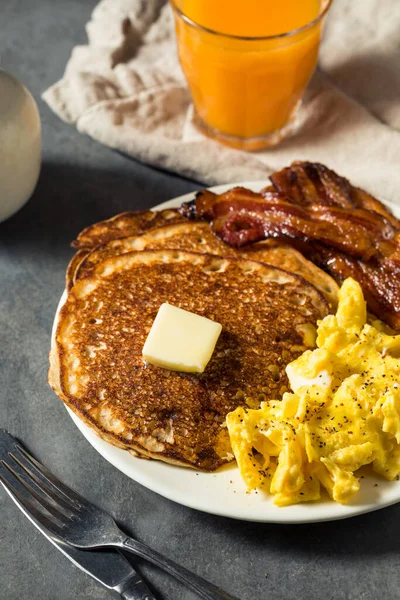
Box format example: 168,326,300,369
42,0,400,203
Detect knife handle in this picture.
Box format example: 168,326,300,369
120,537,239,600
120,573,157,600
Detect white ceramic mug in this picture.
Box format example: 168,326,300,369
0,70,41,223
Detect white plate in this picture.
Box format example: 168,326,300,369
55,182,400,523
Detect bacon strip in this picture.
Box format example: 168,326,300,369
180,162,400,329
182,186,398,264
270,162,400,227
294,242,400,329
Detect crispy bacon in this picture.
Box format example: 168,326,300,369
182,186,398,264
270,162,354,209
297,243,400,329
179,162,400,329
270,162,400,228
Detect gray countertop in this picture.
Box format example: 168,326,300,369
1,2,399,599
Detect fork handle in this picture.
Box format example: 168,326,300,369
119,536,241,600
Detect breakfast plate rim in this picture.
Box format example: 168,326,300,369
55,180,400,524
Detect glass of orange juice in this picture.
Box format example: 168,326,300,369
170,0,332,151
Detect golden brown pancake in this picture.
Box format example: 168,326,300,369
50,250,328,471
239,239,339,310
74,222,236,282
72,221,339,308
66,249,90,291
72,208,185,249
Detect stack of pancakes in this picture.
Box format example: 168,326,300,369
50,207,337,471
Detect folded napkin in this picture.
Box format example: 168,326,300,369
43,0,400,203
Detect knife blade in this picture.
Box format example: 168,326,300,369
0,429,156,600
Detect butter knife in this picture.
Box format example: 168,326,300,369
0,429,155,600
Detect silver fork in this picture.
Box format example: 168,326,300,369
0,433,241,600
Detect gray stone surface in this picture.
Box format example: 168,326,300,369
1,2,400,599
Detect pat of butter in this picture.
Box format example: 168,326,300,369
142,303,222,373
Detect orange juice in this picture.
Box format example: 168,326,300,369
171,0,330,149
180,0,320,37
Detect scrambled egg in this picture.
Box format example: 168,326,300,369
226,278,400,506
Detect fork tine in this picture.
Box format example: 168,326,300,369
1,460,71,523
16,444,88,507
8,452,78,515
0,471,63,536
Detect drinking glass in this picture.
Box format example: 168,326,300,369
170,0,332,150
